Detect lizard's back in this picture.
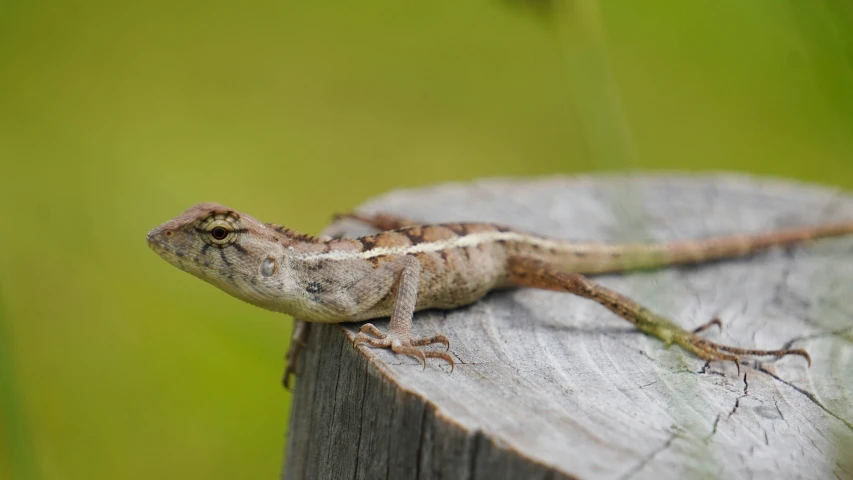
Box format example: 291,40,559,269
353,223,514,315
345,219,743,318
342,221,626,318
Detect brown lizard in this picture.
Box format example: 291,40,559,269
147,202,853,386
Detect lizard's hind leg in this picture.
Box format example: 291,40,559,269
507,256,811,373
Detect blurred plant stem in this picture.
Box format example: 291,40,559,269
0,287,38,480
549,0,652,242
551,0,637,172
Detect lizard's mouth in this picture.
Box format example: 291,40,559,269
146,237,179,266
145,227,233,281
146,228,190,268
146,231,159,247
146,233,217,285
146,230,170,254
146,225,187,257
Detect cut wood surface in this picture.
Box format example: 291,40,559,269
283,175,853,480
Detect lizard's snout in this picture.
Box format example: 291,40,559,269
146,225,173,249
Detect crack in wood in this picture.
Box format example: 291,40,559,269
757,365,852,432
781,326,853,349
619,434,678,480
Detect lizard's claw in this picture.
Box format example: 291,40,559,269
692,317,723,334
357,323,387,339
282,336,308,390
282,363,297,390
678,333,811,375
411,334,450,351
353,323,455,372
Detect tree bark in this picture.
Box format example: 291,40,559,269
283,174,853,480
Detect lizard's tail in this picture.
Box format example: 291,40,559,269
544,221,853,274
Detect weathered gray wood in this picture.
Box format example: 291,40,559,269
283,174,853,480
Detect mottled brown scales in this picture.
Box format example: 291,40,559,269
359,237,377,251
401,227,425,244
148,203,853,385
363,230,413,249
365,255,384,267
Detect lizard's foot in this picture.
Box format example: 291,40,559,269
679,324,811,375
282,353,299,390
353,323,455,371
282,321,311,390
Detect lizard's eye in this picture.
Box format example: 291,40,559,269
200,218,238,245
211,226,229,240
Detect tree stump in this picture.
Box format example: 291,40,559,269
282,175,853,480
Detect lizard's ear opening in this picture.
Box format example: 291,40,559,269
260,257,277,277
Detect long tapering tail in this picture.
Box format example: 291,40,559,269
544,222,853,274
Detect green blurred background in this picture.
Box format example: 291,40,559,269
1,1,851,479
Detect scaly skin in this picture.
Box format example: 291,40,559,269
147,203,853,385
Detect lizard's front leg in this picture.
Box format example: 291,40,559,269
507,256,810,373
282,320,310,390
350,255,455,370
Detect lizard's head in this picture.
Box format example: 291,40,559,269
147,203,289,306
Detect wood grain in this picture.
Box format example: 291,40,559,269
283,174,853,480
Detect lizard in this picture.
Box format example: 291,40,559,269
146,202,853,386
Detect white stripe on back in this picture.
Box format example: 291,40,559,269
299,231,625,261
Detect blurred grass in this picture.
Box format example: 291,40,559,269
0,289,38,480
0,1,851,479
